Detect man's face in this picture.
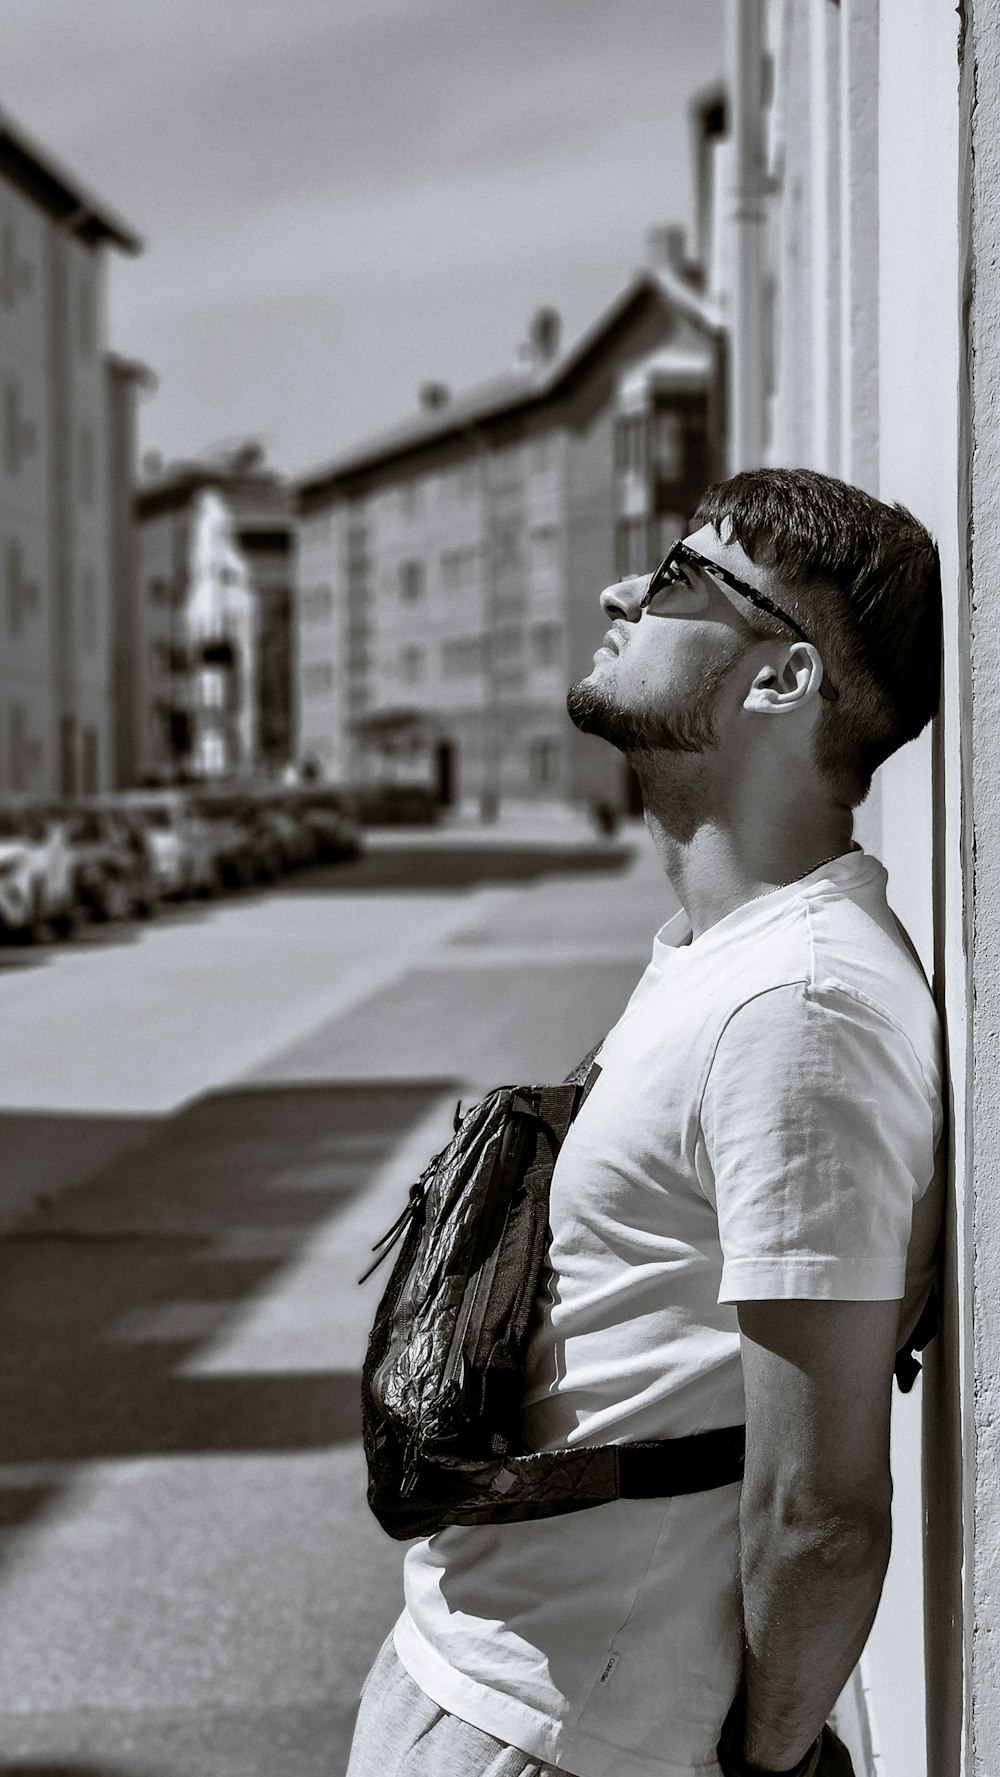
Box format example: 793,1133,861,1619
567,524,764,755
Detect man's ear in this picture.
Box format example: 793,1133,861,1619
743,643,826,714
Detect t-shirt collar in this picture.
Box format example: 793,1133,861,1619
653,847,877,953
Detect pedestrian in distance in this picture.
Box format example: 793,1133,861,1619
347,467,944,1777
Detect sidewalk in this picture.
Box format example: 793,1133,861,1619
0,836,673,1776
367,801,637,849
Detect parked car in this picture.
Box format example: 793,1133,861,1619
248,795,318,871
0,803,77,940
121,793,221,898
58,805,158,921
108,804,164,911
289,789,363,862
189,794,258,889
227,795,284,883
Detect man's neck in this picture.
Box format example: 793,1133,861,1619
643,809,856,940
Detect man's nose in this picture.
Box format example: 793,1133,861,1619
600,575,650,622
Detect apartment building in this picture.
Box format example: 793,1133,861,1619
131,445,294,784
0,108,140,795
296,263,724,813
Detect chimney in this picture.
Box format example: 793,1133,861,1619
645,225,687,274
519,306,562,369
419,381,450,411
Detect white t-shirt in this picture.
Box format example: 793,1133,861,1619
394,851,943,1777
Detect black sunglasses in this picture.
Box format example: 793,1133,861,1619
641,541,839,703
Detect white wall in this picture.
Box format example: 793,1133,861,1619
964,2,1000,1768
864,8,963,1772
752,2,965,1769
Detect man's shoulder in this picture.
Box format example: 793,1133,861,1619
691,872,941,1095
799,872,939,1057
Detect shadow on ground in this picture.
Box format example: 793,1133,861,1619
286,838,634,892
0,1080,453,1523
0,1767,138,1775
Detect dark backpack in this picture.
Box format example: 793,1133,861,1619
360,1077,746,1541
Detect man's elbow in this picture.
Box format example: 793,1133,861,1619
741,1471,893,1574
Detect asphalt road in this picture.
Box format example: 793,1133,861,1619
0,828,675,1777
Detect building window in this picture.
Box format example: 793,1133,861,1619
440,546,479,595
654,512,687,558
149,640,174,679
59,715,77,797
399,480,423,519
80,567,98,652
493,522,521,573
528,736,560,788
302,584,334,622
79,425,96,505
531,622,562,667
399,560,425,603
77,278,97,358
196,669,226,710
3,377,21,474
528,525,560,589
615,518,652,581
81,727,99,794
400,644,425,684
441,637,483,677
0,222,15,310
302,661,334,697
615,415,646,474
8,703,27,792
651,409,684,479
6,538,24,637
494,627,522,662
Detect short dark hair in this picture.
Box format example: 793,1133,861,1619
692,467,942,805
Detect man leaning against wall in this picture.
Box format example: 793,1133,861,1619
347,467,945,1777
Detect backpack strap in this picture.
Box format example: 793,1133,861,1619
433,1426,746,1531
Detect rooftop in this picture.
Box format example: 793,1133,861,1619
136,442,292,522
0,105,141,252
297,264,721,500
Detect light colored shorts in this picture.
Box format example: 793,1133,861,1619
346,1632,569,1777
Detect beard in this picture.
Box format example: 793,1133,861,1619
566,648,740,757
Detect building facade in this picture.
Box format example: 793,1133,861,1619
719,4,1000,1772
0,109,140,796
296,268,724,813
106,352,154,790
131,447,294,784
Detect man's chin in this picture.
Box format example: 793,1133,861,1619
566,677,722,755
566,678,631,748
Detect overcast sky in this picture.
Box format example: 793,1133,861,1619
5,0,723,476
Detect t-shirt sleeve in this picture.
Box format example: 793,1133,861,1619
700,981,939,1304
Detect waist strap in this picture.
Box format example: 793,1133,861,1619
615,1426,746,1496
432,1425,747,1531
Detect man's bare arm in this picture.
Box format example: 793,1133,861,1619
729,1297,899,1771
